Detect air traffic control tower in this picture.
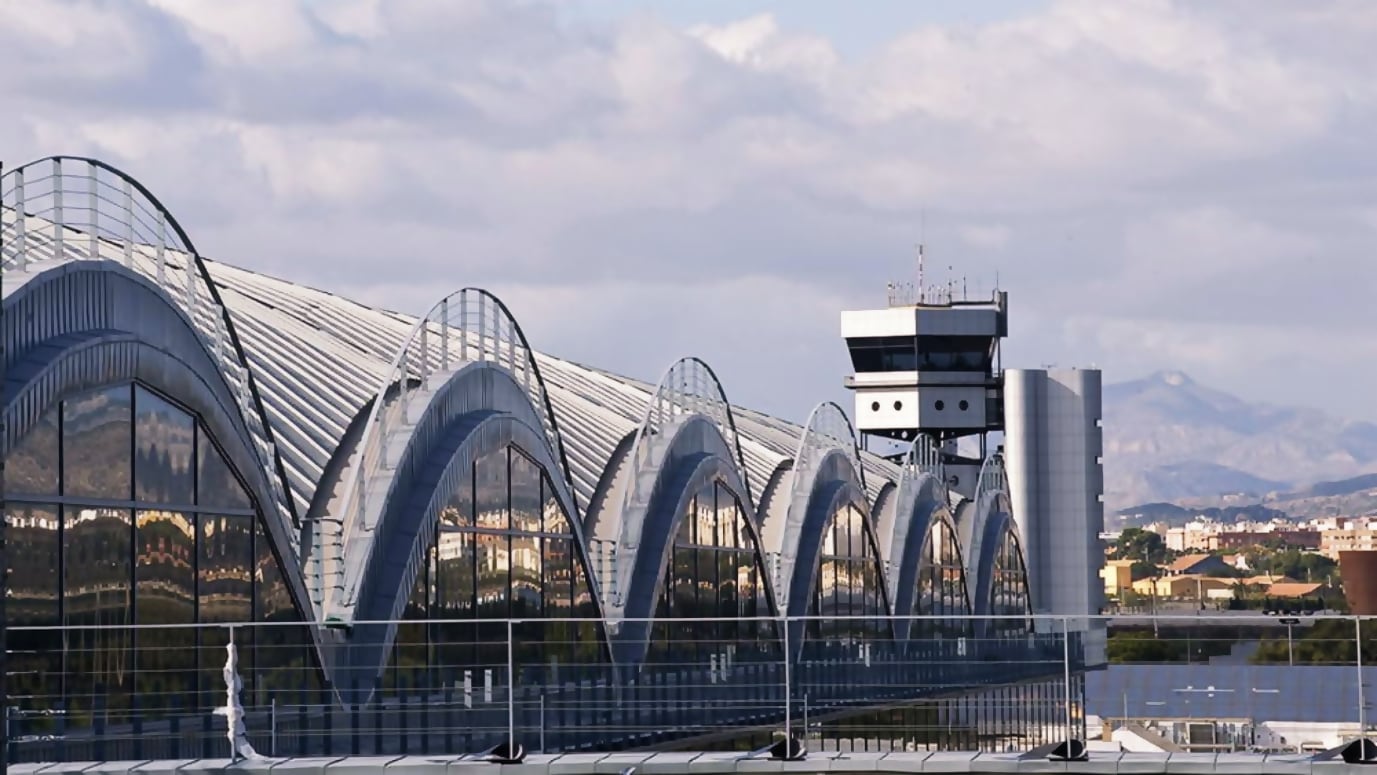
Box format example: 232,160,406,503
841,278,1106,658
840,284,1008,499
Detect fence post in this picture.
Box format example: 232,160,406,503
1359,617,1367,740
782,616,792,742
507,619,516,753
1062,616,1073,742
271,697,277,757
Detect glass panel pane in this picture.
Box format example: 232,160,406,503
253,519,312,704
63,506,133,720
6,503,62,717
475,530,509,664
393,567,429,692
200,513,255,623
434,525,474,681
474,447,507,531
200,513,255,714
134,387,195,505
543,536,573,664
198,432,252,511
510,448,541,534
136,510,196,712
542,474,568,534
572,552,599,662
63,386,133,500
5,404,59,495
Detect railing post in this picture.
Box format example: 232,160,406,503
441,297,451,371
156,208,167,285
122,177,134,268
508,619,516,753
14,167,27,271
52,158,64,261
1063,616,1073,742
420,323,430,387
87,160,99,259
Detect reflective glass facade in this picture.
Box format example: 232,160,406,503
915,515,970,636
385,444,604,691
807,501,887,641
648,480,778,661
990,526,1032,635
3,383,316,729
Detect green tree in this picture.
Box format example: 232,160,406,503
1114,528,1168,565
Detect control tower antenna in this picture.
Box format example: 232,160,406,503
916,242,925,303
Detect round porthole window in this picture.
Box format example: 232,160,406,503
893,400,903,411
935,400,945,411
959,399,969,411
871,401,880,412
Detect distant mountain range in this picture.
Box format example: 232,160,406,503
1102,371,1377,523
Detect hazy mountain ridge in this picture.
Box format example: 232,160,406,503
1102,371,1377,518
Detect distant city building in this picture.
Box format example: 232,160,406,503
1321,524,1377,558
1214,530,1321,551
1101,559,1135,598
1166,553,1228,577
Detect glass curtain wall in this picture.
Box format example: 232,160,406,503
914,516,971,639
807,501,888,645
646,479,778,664
990,527,1032,636
2,383,316,731
385,444,605,694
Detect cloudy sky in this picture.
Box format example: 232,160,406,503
5,0,1376,423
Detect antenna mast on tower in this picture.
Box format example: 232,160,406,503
916,242,925,304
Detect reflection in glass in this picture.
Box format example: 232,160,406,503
6,503,61,714
809,501,886,643
648,479,777,660
3,380,316,731
136,510,196,711
254,518,314,703
991,526,1031,636
135,387,195,505
385,443,606,681
200,513,255,712
63,386,133,500
63,506,133,716
198,433,252,511
915,515,971,639
5,405,59,495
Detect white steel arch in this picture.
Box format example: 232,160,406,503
324,287,574,621
1,156,298,550
605,356,753,611
880,435,948,599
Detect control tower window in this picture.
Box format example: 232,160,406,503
845,335,994,373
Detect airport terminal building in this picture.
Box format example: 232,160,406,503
0,157,1102,760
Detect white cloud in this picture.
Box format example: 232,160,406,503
3,0,1376,420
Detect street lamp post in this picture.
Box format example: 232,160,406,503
1279,617,1300,666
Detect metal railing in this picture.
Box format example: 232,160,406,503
5,614,1084,763
18,612,1377,762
